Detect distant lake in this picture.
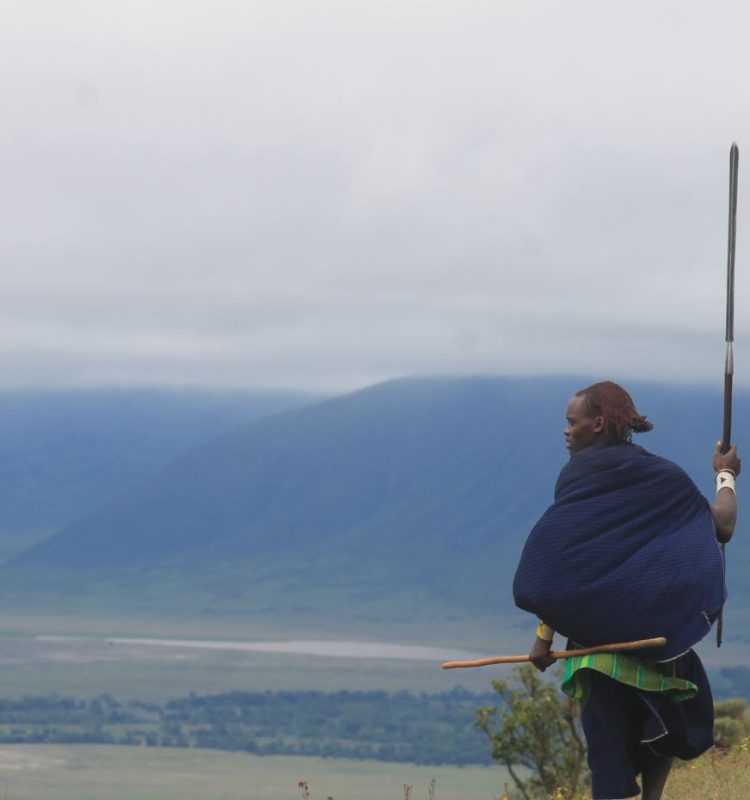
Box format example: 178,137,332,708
37,635,483,663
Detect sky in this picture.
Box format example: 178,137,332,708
2,0,750,392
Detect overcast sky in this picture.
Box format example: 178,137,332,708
2,0,750,391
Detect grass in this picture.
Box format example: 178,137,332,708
0,745,510,800
0,632,494,700
5,743,750,800
0,610,746,700
0,608,523,654
662,749,750,800
542,749,750,800
3,612,750,799
0,607,521,700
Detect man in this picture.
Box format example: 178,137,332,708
513,381,740,800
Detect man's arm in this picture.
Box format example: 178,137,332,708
529,621,556,671
712,442,740,543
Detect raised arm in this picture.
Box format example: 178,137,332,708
712,442,740,543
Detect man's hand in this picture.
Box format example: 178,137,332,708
712,442,740,543
529,636,556,671
713,442,741,476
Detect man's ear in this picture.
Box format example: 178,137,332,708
593,416,605,434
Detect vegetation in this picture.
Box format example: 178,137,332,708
714,696,750,748
0,687,493,765
715,665,750,707
473,668,750,800
299,777,438,800
475,665,588,800
662,747,750,800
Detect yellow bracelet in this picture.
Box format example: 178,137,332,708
536,621,555,642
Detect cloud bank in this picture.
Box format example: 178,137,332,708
1,0,748,390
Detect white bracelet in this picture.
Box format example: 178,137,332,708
716,470,737,494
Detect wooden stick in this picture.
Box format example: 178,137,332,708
441,636,667,670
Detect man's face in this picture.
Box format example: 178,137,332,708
564,395,604,454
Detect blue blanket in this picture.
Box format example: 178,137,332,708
513,442,725,660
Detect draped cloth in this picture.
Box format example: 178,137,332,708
579,651,715,798
513,442,726,661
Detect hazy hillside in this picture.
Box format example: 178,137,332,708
1,376,747,627
0,389,318,560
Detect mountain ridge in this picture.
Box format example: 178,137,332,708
1,376,747,628
0,388,319,560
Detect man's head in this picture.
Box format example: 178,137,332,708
564,381,653,454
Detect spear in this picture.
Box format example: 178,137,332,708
718,142,739,648
441,636,666,669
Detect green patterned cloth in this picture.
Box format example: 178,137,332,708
561,651,698,705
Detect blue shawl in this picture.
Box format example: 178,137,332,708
513,442,725,660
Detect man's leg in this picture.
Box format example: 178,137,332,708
640,749,672,800
580,672,642,799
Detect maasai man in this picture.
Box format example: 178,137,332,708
513,381,740,800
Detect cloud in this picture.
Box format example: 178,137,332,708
0,1,748,389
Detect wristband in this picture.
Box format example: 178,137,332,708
536,621,554,642
716,470,737,494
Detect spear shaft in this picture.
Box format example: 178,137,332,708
723,142,739,455
718,142,739,648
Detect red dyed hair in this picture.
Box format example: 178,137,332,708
575,381,653,443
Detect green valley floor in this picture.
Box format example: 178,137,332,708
0,745,510,800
